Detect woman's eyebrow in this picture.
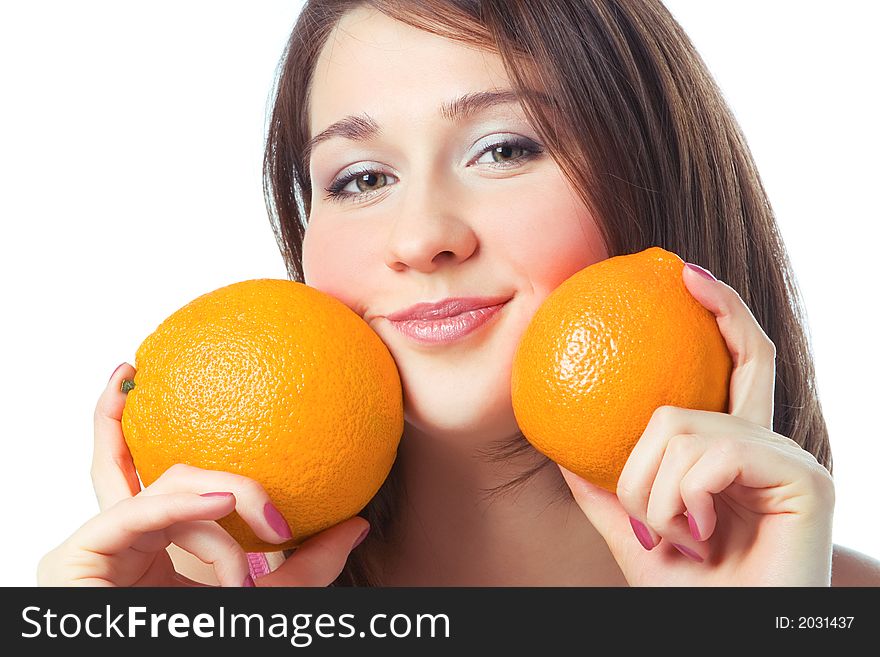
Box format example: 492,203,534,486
305,88,548,165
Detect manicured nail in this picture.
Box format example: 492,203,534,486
688,513,701,541
263,502,293,540
352,526,370,550
685,262,717,281
629,517,655,551
672,543,704,563
246,552,271,579
108,362,127,384
200,491,234,498
242,574,256,587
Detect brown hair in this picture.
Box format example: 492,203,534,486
263,0,831,586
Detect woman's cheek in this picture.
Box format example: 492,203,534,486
302,221,373,315
490,174,608,287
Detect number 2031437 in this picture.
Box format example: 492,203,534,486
775,616,855,629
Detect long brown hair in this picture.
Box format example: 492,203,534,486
263,0,831,586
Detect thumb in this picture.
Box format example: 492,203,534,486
559,465,648,565
257,516,370,587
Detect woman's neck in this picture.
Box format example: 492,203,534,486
366,424,628,586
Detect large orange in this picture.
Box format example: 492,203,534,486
120,279,403,552
511,247,732,493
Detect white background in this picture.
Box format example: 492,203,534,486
1,1,877,586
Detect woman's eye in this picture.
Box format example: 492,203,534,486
350,171,390,194
324,169,396,202
475,141,530,165
323,137,543,204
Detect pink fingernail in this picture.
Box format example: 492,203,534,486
672,543,704,563
629,517,655,551
200,491,234,498
263,502,293,540
247,552,271,580
352,526,370,550
688,513,701,541
242,574,256,587
685,262,717,281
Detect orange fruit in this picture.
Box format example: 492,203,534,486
120,279,403,552
511,247,732,493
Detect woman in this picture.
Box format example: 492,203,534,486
38,0,880,586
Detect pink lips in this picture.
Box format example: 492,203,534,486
385,296,511,345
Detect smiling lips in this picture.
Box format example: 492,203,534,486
385,296,511,345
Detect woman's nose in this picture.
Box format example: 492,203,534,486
382,178,479,273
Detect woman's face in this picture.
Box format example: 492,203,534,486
303,7,608,442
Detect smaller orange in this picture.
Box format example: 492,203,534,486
511,247,733,493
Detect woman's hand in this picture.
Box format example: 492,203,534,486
37,363,369,587
561,262,835,586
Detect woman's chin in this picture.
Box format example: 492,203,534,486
401,401,520,447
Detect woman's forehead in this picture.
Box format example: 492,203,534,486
309,8,510,133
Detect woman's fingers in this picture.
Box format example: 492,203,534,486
73,491,238,555
165,520,252,587
679,435,833,523
258,516,370,587
92,362,140,510
647,437,800,561
616,407,834,562
616,405,711,546
42,492,250,587
644,432,708,558
68,519,251,588
141,464,294,546
682,264,776,430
